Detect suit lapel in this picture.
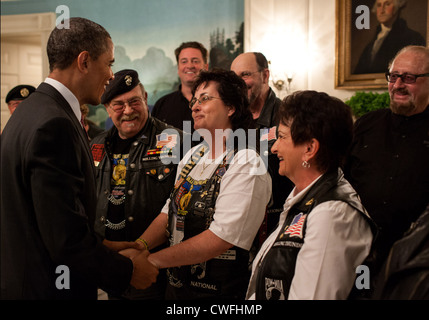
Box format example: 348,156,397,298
36,83,96,176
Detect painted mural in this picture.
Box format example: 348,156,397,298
1,0,244,128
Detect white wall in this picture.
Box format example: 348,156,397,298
1,40,42,131
1,13,55,131
245,0,367,101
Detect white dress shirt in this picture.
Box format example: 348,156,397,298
371,24,392,61
44,77,82,126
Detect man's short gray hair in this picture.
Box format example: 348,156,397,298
371,0,407,14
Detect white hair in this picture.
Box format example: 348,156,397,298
371,0,407,14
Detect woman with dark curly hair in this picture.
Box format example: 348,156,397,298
246,90,376,300
191,68,255,132
123,69,272,299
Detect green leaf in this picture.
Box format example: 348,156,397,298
345,91,390,118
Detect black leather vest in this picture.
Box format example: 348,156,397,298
255,170,375,300
165,145,250,299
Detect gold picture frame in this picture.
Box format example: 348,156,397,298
335,0,428,90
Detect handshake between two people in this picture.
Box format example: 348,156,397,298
103,239,159,290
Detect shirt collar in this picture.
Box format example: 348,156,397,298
380,24,392,33
377,24,391,39
285,174,324,208
44,77,81,123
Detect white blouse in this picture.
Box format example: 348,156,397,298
247,173,373,300
161,145,272,251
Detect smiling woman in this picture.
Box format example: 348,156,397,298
189,69,255,158
124,69,272,300
191,85,232,133
247,90,376,300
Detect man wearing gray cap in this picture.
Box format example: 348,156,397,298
5,84,36,114
91,69,183,300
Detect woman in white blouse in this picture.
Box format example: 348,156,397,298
246,90,376,300
122,69,272,299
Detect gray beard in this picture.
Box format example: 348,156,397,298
390,101,417,116
249,92,257,106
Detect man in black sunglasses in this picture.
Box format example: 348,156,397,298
345,45,429,298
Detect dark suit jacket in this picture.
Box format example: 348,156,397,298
354,18,426,74
0,82,133,299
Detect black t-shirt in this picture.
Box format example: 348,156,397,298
105,134,134,240
151,87,194,134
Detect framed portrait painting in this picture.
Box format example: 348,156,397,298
335,0,428,90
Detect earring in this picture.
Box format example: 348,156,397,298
302,160,310,168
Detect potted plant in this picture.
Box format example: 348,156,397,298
345,91,390,118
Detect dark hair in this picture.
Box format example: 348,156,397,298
253,52,269,70
47,17,112,72
278,90,353,173
192,68,254,131
175,41,208,64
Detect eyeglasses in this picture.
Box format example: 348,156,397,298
237,70,261,80
385,72,429,84
189,94,222,109
109,97,143,113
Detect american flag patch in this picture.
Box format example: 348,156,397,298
284,213,307,239
260,126,277,142
156,133,177,148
